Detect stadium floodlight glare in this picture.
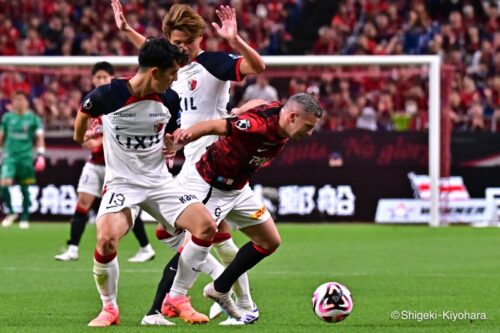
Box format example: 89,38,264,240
0,55,441,226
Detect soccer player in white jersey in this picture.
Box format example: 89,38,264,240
54,62,156,263
112,1,265,325
74,38,218,327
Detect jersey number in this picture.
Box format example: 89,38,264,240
106,192,125,209
181,97,197,112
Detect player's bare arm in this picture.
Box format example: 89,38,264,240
73,111,91,144
111,0,147,48
231,99,267,116
81,136,103,149
174,119,228,145
212,5,265,75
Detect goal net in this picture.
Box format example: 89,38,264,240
0,55,448,226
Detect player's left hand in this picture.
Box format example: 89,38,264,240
212,5,238,41
111,0,129,32
34,155,46,172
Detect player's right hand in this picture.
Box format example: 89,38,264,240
111,0,129,31
172,128,193,145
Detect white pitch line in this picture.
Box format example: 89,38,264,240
0,266,497,278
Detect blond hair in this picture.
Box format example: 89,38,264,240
162,4,205,39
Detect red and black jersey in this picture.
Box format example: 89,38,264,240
196,102,288,190
89,144,105,165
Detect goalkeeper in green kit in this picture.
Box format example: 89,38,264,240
0,91,46,229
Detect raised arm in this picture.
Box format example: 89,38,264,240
111,0,147,49
212,6,265,75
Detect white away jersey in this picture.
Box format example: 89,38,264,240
81,79,181,187
172,51,244,165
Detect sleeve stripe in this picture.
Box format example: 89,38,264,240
235,57,244,82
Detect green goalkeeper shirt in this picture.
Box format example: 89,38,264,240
0,111,43,159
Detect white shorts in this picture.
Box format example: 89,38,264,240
77,162,105,197
96,179,201,235
175,164,271,230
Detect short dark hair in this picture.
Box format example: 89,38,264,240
138,37,189,70
91,62,115,76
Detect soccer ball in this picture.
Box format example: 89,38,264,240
312,282,353,323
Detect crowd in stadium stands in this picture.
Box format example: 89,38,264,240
309,0,499,132
0,0,498,132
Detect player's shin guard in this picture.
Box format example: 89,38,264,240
93,249,119,307
169,237,211,298
213,234,254,309
147,252,180,316
20,185,30,221
214,242,275,294
1,186,13,213
68,205,89,246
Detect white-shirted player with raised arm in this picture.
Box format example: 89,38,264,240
74,38,217,327
112,1,265,325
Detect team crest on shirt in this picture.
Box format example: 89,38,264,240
83,98,92,110
154,121,165,133
188,79,197,91
235,119,251,130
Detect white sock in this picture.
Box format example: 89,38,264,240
93,257,119,307
200,253,224,280
169,240,210,298
213,238,254,309
141,244,154,252
68,244,79,254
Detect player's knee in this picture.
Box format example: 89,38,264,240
96,233,119,254
194,214,217,241
260,234,281,252
77,197,93,210
269,235,281,251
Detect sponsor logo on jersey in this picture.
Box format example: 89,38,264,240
235,119,251,130
188,79,197,91
149,112,168,118
83,98,92,110
249,155,271,167
115,134,161,150
111,113,136,118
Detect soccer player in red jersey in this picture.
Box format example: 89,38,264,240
111,1,266,325
171,93,323,320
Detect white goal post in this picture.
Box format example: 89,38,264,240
0,55,441,226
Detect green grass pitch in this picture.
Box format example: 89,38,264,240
0,223,499,332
